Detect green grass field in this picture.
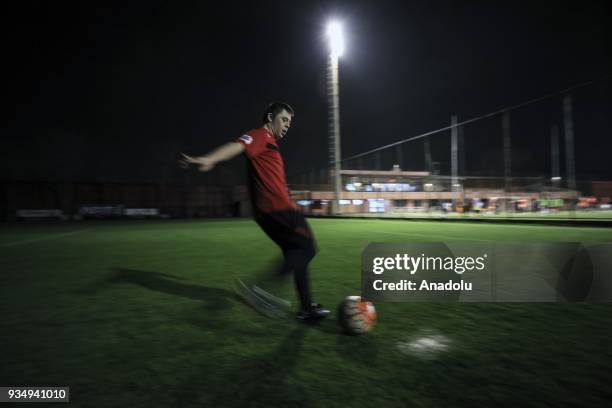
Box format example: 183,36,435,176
1,218,612,407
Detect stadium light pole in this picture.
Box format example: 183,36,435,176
327,21,344,215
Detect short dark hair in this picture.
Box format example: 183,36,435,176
262,102,294,124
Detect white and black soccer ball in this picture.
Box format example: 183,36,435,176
338,296,377,335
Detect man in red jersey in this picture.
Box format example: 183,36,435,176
180,102,330,322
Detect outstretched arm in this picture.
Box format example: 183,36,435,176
179,142,245,172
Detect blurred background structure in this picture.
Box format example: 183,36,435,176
3,76,612,221
287,77,612,219
3,1,611,222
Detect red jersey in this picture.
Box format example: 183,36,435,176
235,128,295,216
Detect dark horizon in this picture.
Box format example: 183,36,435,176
4,0,612,184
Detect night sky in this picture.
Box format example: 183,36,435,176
4,0,612,184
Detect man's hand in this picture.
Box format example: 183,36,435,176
179,142,244,172
179,153,215,172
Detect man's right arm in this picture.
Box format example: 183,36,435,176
180,142,245,172
203,142,245,164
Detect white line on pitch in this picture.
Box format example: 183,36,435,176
0,229,92,248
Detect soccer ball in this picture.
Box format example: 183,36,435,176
338,296,377,335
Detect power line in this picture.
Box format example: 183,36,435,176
340,74,612,163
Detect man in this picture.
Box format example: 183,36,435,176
180,102,330,322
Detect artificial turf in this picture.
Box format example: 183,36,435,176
1,218,611,407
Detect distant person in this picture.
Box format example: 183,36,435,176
179,102,330,322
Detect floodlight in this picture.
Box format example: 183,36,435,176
327,22,344,58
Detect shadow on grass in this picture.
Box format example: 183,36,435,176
335,330,380,365
182,323,379,406
109,267,240,311
184,325,311,407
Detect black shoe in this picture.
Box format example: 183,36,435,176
296,303,330,322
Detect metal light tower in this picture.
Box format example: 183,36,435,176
327,22,344,215
451,115,459,208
